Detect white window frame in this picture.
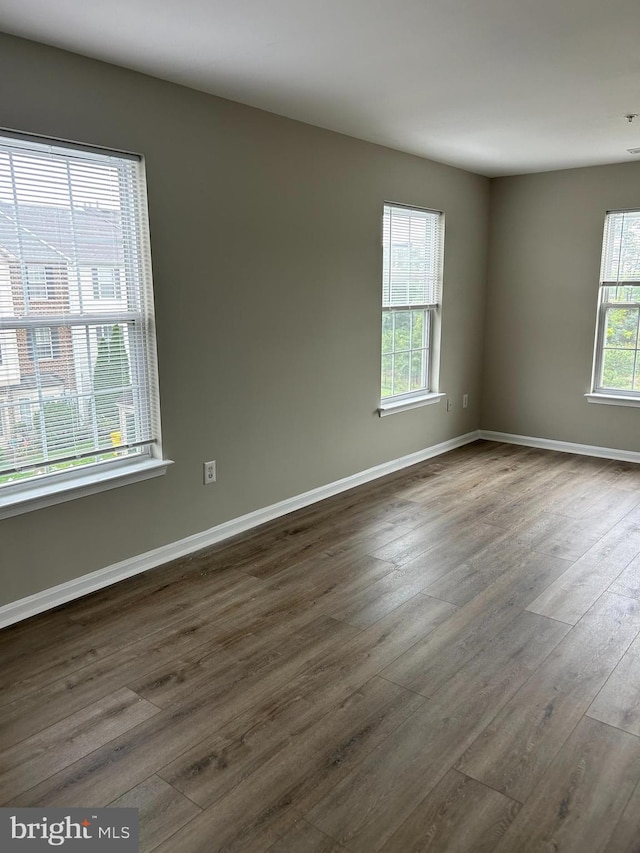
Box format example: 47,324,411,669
95,325,114,344
587,209,640,408
92,266,122,300
25,263,56,301
379,203,445,416
0,129,170,519
32,327,54,360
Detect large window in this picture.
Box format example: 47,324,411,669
0,130,164,510
381,203,444,406
592,210,640,398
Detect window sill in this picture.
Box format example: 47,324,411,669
378,392,445,417
585,393,640,409
0,457,173,520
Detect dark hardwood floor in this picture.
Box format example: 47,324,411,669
3,439,640,852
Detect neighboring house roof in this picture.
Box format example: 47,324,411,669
0,201,124,266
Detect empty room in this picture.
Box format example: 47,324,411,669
1,1,640,851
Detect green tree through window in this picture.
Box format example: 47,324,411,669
594,211,640,394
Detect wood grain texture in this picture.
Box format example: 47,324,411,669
108,775,201,853
492,717,640,853
380,550,570,697
3,441,640,853
587,630,640,736
0,609,241,745
159,678,425,806
307,611,568,851
127,614,359,709
602,776,640,853
609,550,640,600
424,537,555,607
267,819,346,852
379,769,520,853
0,687,159,801
159,675,425,810
154,677,425,851
0,571,264,704
457,592,640,802
526,508,640,623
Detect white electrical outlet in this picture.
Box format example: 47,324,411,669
203,460,216,484
463,394,469,409
446,399,453,412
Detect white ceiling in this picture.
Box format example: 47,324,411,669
2,0,640,176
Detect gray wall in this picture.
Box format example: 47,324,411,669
482,163,640,450
0,35,490,605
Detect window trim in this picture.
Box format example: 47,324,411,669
590,209,640,400
592,293,640,397
585,392,640,408
378,391,445,417
0,455,172,520
379,202,445,411
0,127,167,513
381,305,433,402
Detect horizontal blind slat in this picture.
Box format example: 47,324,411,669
382,204,444,307
601,210,640,283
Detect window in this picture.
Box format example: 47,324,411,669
28,327,57,361
590,210,640,401
95,325,114,344
0,130,166,514
380,203,444,411
92,267,122,300
18,398,32,425
25,264,56,300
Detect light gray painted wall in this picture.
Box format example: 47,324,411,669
0,35,489,605
482,163,640,450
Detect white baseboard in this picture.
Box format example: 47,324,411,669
478,430,640,464
0,430,480,629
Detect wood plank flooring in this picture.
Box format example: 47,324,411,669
3,440,640,852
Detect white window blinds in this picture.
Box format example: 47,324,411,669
382,204,443,307
0,132,160,485
601,209,640,284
